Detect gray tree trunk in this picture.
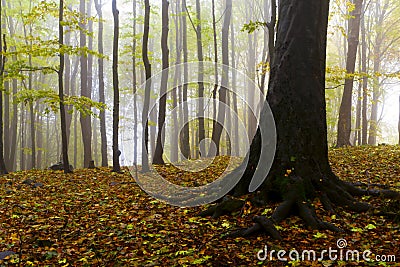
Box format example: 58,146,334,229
153,0,170,164
337,0,363,147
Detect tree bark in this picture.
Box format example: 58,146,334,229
141,0,151,172
59,0,72,173
230,20,239,157
80,0,93,168
180,0,190,160
337,0,363,147
209,0,232,157
169,0,180,163
132,0,138,165
94,0,108,167
153,0,170,165
200,0,399,239
361,11,368,145
0,0,7,174
112,0,120,172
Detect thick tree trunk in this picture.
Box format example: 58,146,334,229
337,0,363,147
153,0,169,165
201,0,399,239
112,0,121,173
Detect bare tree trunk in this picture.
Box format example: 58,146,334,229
246,4,256,141
230,20,239,157
180,0,190,159
361,11,368,145
20,109,25,170
211,0,218,146
337,0,363,147
209,0,232,156
141,0,152,172
195,0,205,158
170,0,181,163
132,0,138,165
368,2,384,146
4,0,18,171
59,0,72,173
153,0,170,164
64,20,72,144
94,0,108,167
0,1,7,174
80,0,92,168
111,0,120,172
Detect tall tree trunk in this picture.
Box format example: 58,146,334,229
230,20,239,157
141,0,152,172
59,0,72,173
80,0,92,168
361,11,368,145
195,0,205,158
64,21,72,143
94,0,108,167
203,0,398,239
112,0,120,172
20,109,25,170
0,0,7,174
170,0,181,163
4,0,18,171
337,0,363,147
246,4,256,141
180,0,190,160
153,0,170,164
132,0,138,165
211,0,218,147
209,0,232,157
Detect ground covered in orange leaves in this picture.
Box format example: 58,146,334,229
0,146,399,266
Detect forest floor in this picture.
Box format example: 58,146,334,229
0,146,400,266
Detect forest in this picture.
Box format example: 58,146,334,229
0,0,400,265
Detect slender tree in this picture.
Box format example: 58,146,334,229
361,9,368,145
58,0,72,173
337,0,363,147
153,0,170,164
141,0,152,172
209,0,232,156
112,0,120,172
180,0,190,159
79,0,93,167
94,0,108,167
195,0,205,158
0,0,7,175
132,0,138,165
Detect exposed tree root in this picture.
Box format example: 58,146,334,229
200,173,400,240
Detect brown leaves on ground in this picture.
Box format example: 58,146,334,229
0,146,399,266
